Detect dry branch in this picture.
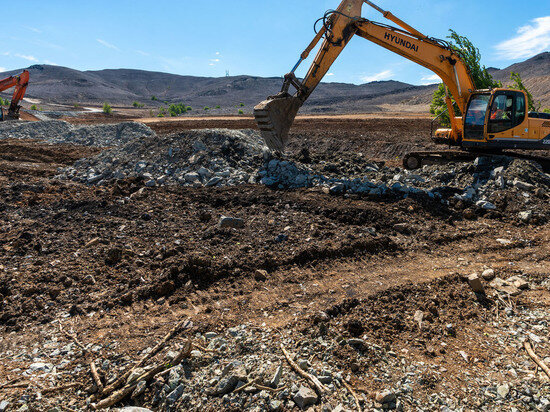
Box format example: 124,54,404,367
281,344,328,395
99,318,191,398
42,382,82,394
524,340,550,380
342,380,362,412
93,339,193,410
90,360,104,394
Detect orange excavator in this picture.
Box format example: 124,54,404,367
0,70,30,121
254,0,550,169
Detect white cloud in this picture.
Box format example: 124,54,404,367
495,16,550,60
2,52,10,56
97,38,119,51
0,67,6,72
421,74,441,85
45,60,58,66
216,51,220,55
360,69,394,83
210,58,220,62
209,63,215,66
136,50,149,56
23,26,41,33
326,73,334,76
15,54,38,62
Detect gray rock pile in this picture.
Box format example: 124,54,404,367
3,120,550,210
58,128,265,186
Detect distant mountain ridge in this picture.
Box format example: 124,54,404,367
1,52,548,112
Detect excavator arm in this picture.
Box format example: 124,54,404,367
254,0,475,151
0,70,30,121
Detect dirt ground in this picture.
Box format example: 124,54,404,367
1,115,549,411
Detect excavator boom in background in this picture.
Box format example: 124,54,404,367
0,70,30,121
254,0,550,169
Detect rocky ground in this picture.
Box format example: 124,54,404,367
0,116,549,411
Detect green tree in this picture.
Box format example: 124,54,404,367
215,105,221,109
30,104,38,111
509,72,539,112
103,103,112,114
543,108,550,114
168,103,187,117
151,96,158,101
204,106,210,111
238,109,244,115
133,101,144,108
430,30,501,127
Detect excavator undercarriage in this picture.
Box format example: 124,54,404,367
254,0,550,170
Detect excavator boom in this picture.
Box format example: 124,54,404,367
254,0,475,151
0,70,30,121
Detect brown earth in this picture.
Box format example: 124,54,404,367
0,117,549,410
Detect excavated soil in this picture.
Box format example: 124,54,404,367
1,116,549,411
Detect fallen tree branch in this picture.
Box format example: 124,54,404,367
92,339,193,410
90,359,104,394
0,377,23,390
233,378,259,394
342,380,362,412
524,340,550,380
281,344,328,395
99,318,191,399
42,382,82,394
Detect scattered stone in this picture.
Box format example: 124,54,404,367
481,269,496,281
518,210,533,222
507,276,529,290
375,390,397,404
467,273,485,293
218,216,245,229
105,247,123,265
497,383,510,398
293,385,318,409
254,269,268,281
490,278,521,296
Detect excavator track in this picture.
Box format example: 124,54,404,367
403,150,550,173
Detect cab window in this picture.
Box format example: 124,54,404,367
488,92,525,133
464,94,490,139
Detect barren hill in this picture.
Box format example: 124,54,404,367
1,52,548,112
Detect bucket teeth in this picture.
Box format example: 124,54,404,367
254,96,302,152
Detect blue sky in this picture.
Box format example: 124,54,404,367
1,0,548,85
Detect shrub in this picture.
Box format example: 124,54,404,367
133,101,144,108
103,102,112,114
204,106,210,111
73,103,80,108
30,104,38,111
544,108,550,114
168,103,187,117
186,106,192,111
151,96,158,101
238,109,244,115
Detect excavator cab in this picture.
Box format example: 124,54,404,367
462,90,536,150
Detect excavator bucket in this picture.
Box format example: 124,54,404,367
254,95,302,152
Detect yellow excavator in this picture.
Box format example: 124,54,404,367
254,0,550,169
